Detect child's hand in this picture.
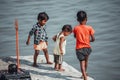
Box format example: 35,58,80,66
60,50,63,55
26,36,30,45
46,42,48,46
61,53,63,55
26,40,30,45
52,35,57,42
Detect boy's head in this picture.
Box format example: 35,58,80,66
77,10,87,23
62,24,72,36
37,12,49,26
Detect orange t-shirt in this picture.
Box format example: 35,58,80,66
73,25,95,49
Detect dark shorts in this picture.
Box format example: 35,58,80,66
76,48,92,61
54,54,63,64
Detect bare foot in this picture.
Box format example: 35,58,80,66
80,75,83,79
47,61,53,64
32,64,39,67
58,68,65,71
80,73,88,79
54,68,59,71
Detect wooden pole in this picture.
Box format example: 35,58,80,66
15,19,20,70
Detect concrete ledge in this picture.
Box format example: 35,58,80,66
0,55,94,80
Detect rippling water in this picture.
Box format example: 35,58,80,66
0,0,120,80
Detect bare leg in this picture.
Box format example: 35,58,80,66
58,64,65,71
33,50,39,67
85,55,89,74
81,55,89,78
54,63,59,70
43,48,52,64
80,60,87,80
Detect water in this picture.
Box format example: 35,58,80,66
0,0,120,80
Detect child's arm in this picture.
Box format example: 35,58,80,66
46,41,48,46
59,37,65,55
52,35,57,42
26,35,31,45
74,34,76,38
90,34,95,42
73,28,76,38
26,25,36,45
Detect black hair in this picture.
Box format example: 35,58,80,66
37,12,49,21
77,10,87,23
62,24,72,32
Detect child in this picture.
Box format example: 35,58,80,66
73,11,95,80
26,12,52,67
52,25,72,71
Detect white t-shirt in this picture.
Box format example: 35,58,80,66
53,33,66,55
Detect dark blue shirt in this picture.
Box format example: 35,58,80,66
29,23,48,45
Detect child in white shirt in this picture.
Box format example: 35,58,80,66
52,24,72,71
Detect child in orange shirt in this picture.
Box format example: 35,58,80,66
73,11,95,80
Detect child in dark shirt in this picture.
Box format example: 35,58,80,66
26,12,52,67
